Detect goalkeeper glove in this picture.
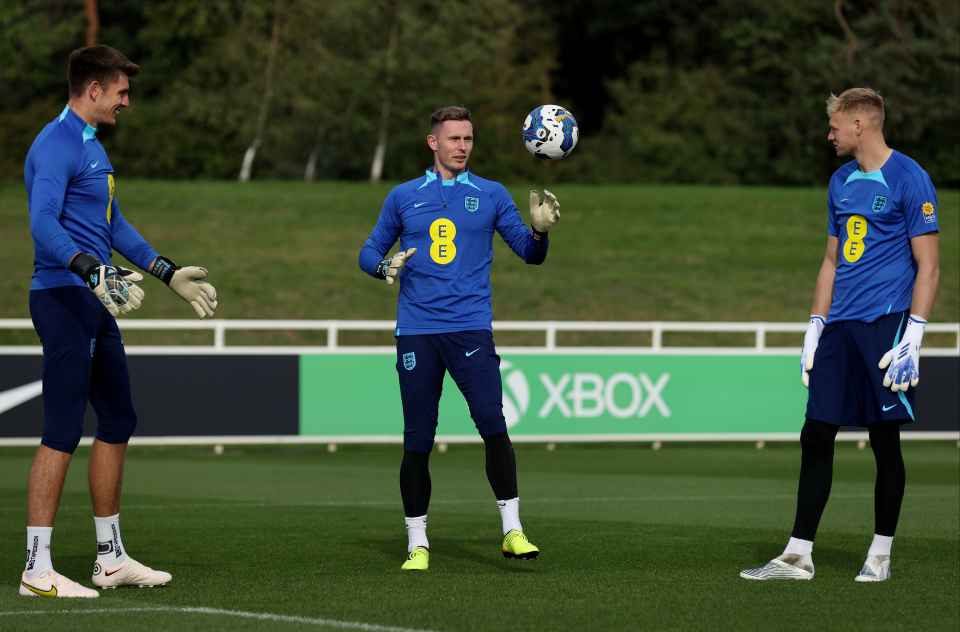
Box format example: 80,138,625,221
878,315,926,392
800,315,826,388
69,253,145,317
150,255,219,318
529,189,560,233
376,248,417,285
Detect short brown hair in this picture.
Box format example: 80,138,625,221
68,45,140,97
430,106,471,130
826,88,885,127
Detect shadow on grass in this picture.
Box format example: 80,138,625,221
435,537,539,574
363,534,538,574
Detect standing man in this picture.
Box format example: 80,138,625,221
358,106,559,571
740,88,940,582
22,45,219,598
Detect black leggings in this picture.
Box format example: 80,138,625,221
791,420,905,541
400,431,519,517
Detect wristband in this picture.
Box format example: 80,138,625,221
151,255,179,285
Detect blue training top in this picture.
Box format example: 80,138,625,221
359,169,548,335
826,150,939,323
25,106,157,290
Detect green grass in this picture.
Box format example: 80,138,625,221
1,181,956,331
0,443,957,631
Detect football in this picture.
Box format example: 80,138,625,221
522,105,579,160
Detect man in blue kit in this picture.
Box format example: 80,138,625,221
359,106,559,570
21,46,218,598
741,88,940,582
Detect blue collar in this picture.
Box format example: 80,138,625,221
418,169,481,191
844,168,888,188
58,105,98,142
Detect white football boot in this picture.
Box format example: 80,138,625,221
91,557,172,588
739,554,815,581
855,555,891,582
19,569,99,598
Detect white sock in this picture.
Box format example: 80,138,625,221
94,514,128,566
24,527,53,576
867,534,893,557
782,536,813,558
497,497,522,535
405,515,428,553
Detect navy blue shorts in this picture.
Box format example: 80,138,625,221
806,311,915,426
29,287,137,453
396,330,506,453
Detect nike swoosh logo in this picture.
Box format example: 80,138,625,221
21,580,57,598
413,202,427,208
465,348,480,357
90,161,99,169
104,568,122,576
882,403,898,412
0,380,43,415
840,198,849,203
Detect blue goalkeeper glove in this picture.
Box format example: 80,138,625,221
878,315,926,392
69,253,145,317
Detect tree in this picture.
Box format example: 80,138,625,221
593,0,960,186
0,1,83,178
368,0,399,183
239,0,282,182
84,0,98,46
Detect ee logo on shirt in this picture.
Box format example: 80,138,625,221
429,217,457,264
843,214,868,263
106,174,116,224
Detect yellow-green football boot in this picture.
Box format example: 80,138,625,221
401,546,429,571
501,530,540,560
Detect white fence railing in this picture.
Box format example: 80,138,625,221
1,319,956,444
0,319,958,355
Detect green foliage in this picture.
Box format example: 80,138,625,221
0,1,83,178
594,0,959,186
0,1,957,185
824,0,960,186
90,0,555,181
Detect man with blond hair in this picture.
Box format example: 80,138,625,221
741,88,940,582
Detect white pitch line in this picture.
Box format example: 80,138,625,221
0,606,439,632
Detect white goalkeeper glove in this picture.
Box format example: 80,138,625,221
151,256,219,318
69,253,145,317
376,247,417,285
800,315,826,388
878,315,926,392
529,189,560,233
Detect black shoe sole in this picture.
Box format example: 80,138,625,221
502,551,540,560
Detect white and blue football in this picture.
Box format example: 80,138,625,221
522,105,578,160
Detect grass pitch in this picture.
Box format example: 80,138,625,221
1,181,956,328
0,443,956,631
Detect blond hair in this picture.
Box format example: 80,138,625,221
826,88,885,127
